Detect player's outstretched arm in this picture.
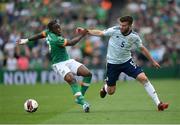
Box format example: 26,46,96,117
65,29,88,46
76,27,104,36
140,46,161,68
87,29,104,36
16,32,46,45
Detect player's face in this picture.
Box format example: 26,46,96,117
53,23,61,35
119,21,131,35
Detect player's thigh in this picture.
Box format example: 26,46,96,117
106,63,121,86
77,65,91,76
66,59,83,75
52,62,71,79
123,59,143,79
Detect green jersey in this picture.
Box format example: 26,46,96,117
44,30,69,64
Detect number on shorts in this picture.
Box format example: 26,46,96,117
130,60,137,69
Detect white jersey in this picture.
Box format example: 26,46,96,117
103,26,143,64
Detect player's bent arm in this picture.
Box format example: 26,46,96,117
28,32,46,41
16,32,46,45
65,33,87,46
88,29,104,36
140,46,155,63
140,46,160,68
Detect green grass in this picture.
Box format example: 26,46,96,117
0,79,180,124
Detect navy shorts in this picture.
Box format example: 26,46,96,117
105,59,143,86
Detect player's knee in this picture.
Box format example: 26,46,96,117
107,89,115,95
107,87,115,95
67,76,76,84
141,76,148,82
137,73,148,83
137,74,148,83
65,73,76,83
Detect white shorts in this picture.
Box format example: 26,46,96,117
52,59,82,79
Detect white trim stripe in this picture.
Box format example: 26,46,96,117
74,92,82,96
82,82,90,86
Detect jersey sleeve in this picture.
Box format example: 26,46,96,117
134,35,143,48
56,37,68,46
103,27,114,36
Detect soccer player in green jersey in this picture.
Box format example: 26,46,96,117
16,20,92,113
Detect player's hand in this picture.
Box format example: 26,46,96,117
16,39,29,45
75,27,88,35
152,60,161,69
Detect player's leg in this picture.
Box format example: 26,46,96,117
52,61,89,112
136,72,168,111
123,59,168,111
100,81,116,98
66,59,91,112
77,65,92,96
100,63,121,98
64,72,85,105
67,59,92,96
64,72,90,112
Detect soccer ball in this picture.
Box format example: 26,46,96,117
24,99,38,113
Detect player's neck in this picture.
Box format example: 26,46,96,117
122,30,132,36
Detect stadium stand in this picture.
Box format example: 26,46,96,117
0,0,179,71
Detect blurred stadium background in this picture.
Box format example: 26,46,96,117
0,0,180,84
0,0,180,124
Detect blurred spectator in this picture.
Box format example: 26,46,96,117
29,47,43,70
124,0,180,67
101,0,112,11
4,40,16,58
81,38,93,57
6,54,17,71
0,0,110,70
0,0,179,71
17,52,29,71
0,50,4,68
68,46,82,62
91,55,102,69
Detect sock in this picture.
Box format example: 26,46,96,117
70,83,85,105
104,84,108,93
80,76,92,96
144,81,160,106
76,95,85,105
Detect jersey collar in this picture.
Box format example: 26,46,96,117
121,30,132,36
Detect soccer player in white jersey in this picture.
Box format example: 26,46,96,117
77,16,168,111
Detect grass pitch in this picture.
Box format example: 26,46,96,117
0,79,180,124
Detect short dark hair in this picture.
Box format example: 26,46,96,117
119,16,133,25
47,20,58,31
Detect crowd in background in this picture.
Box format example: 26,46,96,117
0,0,111,71
0,0,179,71
124,0,180,67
